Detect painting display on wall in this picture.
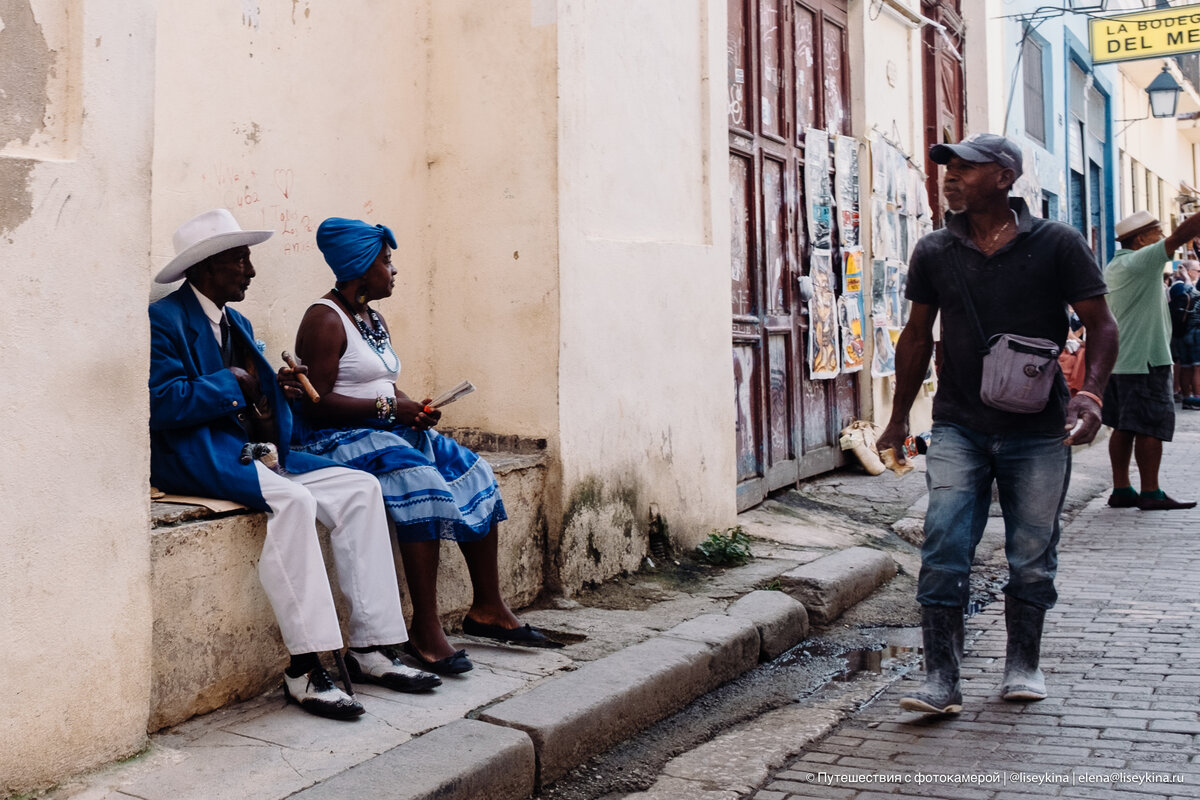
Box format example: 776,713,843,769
808,249,840,379
806,128,834,250
835,135,860,249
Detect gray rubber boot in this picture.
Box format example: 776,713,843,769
899,605,964,714
1000,595,1047,701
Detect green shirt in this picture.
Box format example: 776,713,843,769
1103,241,1173,374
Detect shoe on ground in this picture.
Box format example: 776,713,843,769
898,606,964,715
1137,491,1197,511
1106,488,1139,508
1183,397,1200,410
401,641,474,674
347,647,441,692
283,667,364,720
462,616,565,648
1000,596,1048,702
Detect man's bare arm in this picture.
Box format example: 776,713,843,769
877,301,938,462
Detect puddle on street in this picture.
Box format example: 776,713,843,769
773,626,923,682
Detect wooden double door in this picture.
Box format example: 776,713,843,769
729,0,858,511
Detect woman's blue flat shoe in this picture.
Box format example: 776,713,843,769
462,617,565,649
400,641,474,674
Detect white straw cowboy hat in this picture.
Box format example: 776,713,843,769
1114,210,1159,241
155,209,275,284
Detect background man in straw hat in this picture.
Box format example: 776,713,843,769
877,133,1118,717
148,209,439,720
1103,209,1200,511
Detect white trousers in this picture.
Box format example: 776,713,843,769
254,463,409,654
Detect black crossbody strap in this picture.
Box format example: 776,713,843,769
945,243,991,355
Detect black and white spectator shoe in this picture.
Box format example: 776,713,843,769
347,646,442,692
283,666,365,720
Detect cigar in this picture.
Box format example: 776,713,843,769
281,351,321,403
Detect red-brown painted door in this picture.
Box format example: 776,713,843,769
730,0,855,511
922,0,965,227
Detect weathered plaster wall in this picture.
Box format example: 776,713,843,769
0,1,156,793
150,0,429,380
851,0,934,435
555,0,736,588
422,0,560,438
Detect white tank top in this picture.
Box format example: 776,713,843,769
311,298,401,400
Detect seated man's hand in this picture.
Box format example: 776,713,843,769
230,366,260,402
275,364,308,400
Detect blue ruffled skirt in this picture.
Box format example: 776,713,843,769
293,424,507,542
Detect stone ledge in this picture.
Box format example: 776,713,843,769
149,451,548,732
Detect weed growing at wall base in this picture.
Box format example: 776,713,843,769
697,525,753,566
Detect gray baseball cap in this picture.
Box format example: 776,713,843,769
929,133,1023,179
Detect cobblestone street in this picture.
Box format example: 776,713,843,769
753,427,1200,799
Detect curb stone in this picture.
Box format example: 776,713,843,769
288,719,534,800
476,614,762,786
725,590,810,660
778,546,897,625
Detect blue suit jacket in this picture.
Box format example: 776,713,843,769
149,285,336,510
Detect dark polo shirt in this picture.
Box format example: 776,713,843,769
906,198,1107,435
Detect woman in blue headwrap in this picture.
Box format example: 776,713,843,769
291,217,561,675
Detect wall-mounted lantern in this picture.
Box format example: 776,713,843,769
1147,66,1183,119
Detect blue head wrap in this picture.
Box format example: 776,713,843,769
316,217,398,282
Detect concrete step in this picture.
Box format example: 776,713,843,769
149,449,547,731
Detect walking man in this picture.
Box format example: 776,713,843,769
149,209,440,720
1104,211,1200,510
877,134,1117,715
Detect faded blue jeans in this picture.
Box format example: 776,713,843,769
918,422,1071,611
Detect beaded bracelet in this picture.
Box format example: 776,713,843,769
375,395,396,424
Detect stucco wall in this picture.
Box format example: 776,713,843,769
423,1,560,439
555,0,736,584
150,0,429,377
0,1,156,793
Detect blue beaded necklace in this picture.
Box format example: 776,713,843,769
332,288,399,373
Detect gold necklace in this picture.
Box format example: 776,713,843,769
979,212,1018,252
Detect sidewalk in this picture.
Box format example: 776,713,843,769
753,423,1200,799
40,420,1142,800
45,466,923,800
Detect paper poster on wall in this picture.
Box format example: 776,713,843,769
806,128,834,250
893,145,908,209
871,139,888,201
843,249,863,294
871,317,897,378
807,249,840,379
838,292,866,373
872,198,890,260
885,258,907,328
871,257,887,318
834,135,861,249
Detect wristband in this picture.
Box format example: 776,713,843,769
1076,390,1103,409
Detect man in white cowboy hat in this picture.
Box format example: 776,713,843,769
148,209,440,720
1102,209,1200,511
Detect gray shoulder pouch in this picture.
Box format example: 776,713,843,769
948,245,1060,413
